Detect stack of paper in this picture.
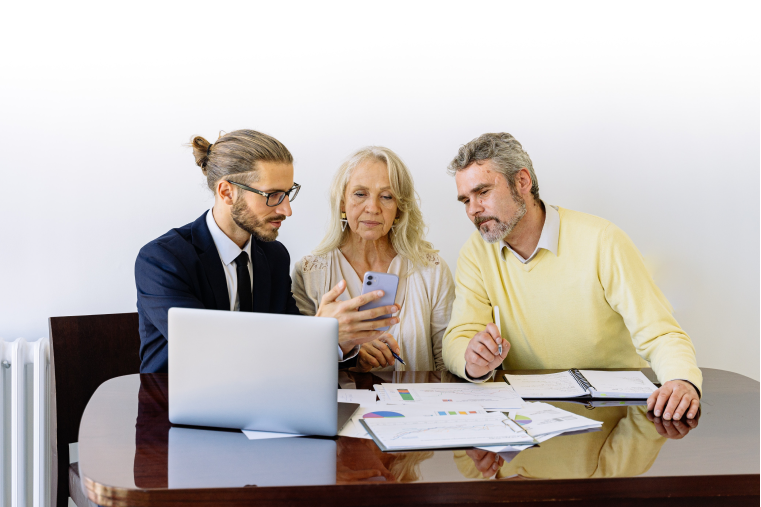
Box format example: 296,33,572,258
339,404,488,440
477,402,603,453
376,383,524,410
360,412,537,451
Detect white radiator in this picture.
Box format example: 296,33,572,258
1,338,54,507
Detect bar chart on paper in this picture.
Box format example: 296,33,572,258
380,383,524,410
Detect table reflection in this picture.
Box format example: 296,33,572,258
454,402,699,480
132,374,701,487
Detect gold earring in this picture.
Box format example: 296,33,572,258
340,212,348,232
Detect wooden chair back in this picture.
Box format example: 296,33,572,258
49,312,141,507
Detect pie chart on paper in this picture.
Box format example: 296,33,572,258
362,411,405,418
514,414,532,425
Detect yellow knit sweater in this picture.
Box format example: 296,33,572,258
442,207,702,392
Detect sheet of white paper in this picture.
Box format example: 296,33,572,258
476,431,565,452
338,389,377,406
340,404,489,439
373,384,389,403
362,412,536,451
506,402,602,437
242,429,305,440
381,383,524,410
503,372,588,398
580,370,658,398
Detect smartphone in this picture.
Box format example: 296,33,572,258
357,271,399,331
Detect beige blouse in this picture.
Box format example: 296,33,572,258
292,250,455,372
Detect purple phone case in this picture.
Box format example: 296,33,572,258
358,272,399,331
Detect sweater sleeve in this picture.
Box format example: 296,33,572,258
428,256,456,372
442,237,496,381
291,257,318,316
599,224,702,393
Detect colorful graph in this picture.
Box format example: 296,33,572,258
514,414,533,425
437,411,479,415
363,411,405,418
397,389,414,401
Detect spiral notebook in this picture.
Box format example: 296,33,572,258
503,369,658,399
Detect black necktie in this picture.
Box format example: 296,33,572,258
234,251,253,312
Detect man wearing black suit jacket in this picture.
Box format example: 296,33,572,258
135,130,400,373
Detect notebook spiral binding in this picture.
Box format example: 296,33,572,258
569,368,596,392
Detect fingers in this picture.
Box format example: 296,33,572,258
355,304,400,322
662,390,686,421
321,280,346,305
365,340,392,367
474,451,502,478
672,394,693,421
376,334,401,356
484,323,502,341
343,290,386,311
686,399,700,420
360,344,384,368
652,386,672,418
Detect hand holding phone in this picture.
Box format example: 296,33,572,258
358,272,399,332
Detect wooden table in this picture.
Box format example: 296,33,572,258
77,368,759,506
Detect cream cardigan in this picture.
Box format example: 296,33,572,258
292,250,454,372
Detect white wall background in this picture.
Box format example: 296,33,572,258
1,1,758,380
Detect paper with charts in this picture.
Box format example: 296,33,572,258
476,402,603,453
360,412,537,451
339,404,487,440
380,383,524,410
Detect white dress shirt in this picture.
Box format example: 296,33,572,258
500,201,560,263
206,209,253,312
206,209,355,362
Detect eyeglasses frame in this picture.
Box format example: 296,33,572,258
226,180,301,207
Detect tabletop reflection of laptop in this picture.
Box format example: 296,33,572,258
168,307,358,436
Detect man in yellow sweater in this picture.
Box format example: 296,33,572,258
442,132,702,421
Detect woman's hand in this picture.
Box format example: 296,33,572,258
357,335,401,370
316,280,400,354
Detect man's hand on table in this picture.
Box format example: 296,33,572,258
464,324,509,379
646,380,699,421
315,279,400,355
465,449,505,479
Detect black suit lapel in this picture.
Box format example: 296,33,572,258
191,212,231,311
251,238,271,312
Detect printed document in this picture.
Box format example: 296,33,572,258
360,412,536,451
380,383,524,410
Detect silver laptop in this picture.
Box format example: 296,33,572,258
168,307,357,436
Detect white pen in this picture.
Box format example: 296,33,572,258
494,306,502,355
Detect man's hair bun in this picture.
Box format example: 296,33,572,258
190,136,212,174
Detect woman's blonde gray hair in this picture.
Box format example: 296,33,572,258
314,146,437,267
189,129,293,193
447,132,540,202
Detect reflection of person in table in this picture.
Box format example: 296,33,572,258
455,404,698,480
336,438,433,483
442,132,702,422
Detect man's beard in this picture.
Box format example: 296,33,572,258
474,193,527,244
231,196,286,243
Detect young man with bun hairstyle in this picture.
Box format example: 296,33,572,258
135,129,400,373
443,132,701,424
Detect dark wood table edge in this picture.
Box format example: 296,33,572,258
85,473,760,507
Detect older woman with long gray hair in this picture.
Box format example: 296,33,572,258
292,147,454,372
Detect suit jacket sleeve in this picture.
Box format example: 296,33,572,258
135,241,207,341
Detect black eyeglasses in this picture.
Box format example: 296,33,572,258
226,181,301,207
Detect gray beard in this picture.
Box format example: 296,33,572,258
231,196,285,243
475,195,527,244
